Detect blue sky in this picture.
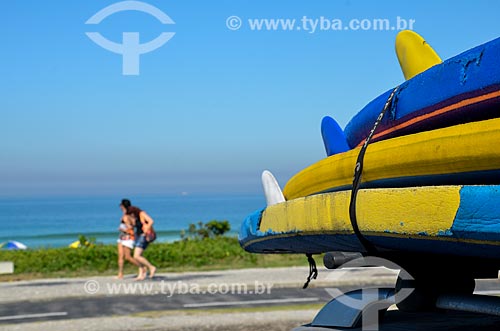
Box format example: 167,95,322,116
2,0,500,197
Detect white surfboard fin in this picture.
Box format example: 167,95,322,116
262,170,285,206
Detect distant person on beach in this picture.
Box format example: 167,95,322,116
116,215,143,279
119,199,157,280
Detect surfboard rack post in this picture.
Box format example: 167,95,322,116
293,252,397,329
323,251,364,269
309,288,395,329
293,252,398,329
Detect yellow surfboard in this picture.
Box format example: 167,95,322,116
396,30,442,80
260,186,460,238
283,118,500,200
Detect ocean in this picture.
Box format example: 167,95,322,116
0,194,265,249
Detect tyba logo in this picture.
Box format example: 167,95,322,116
85,1,175,75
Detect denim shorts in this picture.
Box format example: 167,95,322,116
135,234,149,250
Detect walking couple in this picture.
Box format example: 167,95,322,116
117,199,157,280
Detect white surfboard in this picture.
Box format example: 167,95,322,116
262,170,285,206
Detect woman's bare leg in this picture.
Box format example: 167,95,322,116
122,246,145,280
117,243,124,279
134,247,156,279
123,247,142,267
135,266,147,281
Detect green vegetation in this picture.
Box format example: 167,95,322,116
0,221,309,280
78,234,96,247
0,237,307,280
180,220,231,240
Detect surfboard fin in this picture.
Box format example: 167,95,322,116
396,30,442,80
321,116,350,156
262,170,285,206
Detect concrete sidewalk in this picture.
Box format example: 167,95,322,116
1,308,319,331
0,266,397,331
0,266,398,303
2,267,500,331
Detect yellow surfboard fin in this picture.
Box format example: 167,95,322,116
396,30,442,80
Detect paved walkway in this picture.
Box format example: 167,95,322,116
1,309,319,331
0,266,398,303
3,267,499,330
0,266,397,331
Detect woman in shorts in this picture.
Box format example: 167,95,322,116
120,199,156,280
116,214,143,279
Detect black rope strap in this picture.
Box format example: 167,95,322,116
303,253,318,289
349,86,400,253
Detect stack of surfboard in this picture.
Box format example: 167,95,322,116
239,31,500,259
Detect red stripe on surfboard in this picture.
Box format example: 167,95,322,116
355,89,500,148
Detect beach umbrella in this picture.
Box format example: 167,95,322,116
0,240,28,250
69,238,93,248
69,240,81,248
